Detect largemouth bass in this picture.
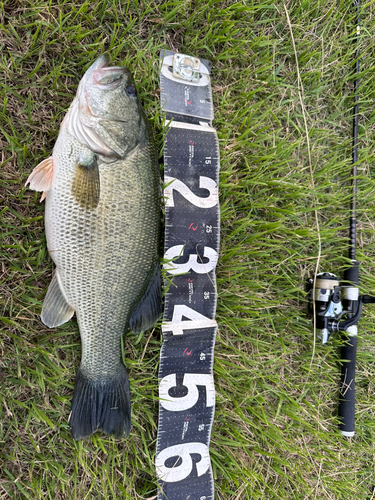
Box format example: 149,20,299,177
26,55,161,440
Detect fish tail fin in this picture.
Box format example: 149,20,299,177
69,365,131,440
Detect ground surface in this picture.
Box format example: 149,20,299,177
1,1,375,499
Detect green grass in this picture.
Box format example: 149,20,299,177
1,1,375,498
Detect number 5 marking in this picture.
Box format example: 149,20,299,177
159,373,215,411
164,176,218,208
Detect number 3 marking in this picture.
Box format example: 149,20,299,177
164,245,218,275
164,176,218,208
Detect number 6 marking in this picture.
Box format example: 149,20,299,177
164,245,218,275
164,176,218,208
155,442,210,482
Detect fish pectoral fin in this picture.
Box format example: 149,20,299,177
130,262,162,335
25,157,54,200
41,271,75,328
71,154,100,209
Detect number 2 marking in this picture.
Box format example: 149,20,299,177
164,175,218,208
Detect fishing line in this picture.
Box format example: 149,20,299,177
283,3,322,367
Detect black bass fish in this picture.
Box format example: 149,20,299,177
26,55,161,440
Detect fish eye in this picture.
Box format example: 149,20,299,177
125,85,137,97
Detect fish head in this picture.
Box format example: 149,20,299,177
63,55,147,160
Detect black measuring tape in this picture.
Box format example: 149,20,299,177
155,51,219,500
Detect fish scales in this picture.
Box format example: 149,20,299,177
48,142,159,375
27,55,161,440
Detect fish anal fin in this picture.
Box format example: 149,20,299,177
71,155,100,209
41,271,75,328
130,263,162,335
70,366,131,440
26,157,54,193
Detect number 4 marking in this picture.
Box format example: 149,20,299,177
162,305,217,335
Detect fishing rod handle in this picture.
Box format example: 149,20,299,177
338,332,357,437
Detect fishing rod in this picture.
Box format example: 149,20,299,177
306,0,375,436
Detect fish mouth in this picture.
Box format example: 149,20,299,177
92,56,128,89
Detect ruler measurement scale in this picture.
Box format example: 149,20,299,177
155,51,219,500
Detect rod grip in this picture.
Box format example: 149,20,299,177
338,336,357,436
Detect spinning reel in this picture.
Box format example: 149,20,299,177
306,272,375,345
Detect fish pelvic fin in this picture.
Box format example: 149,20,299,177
41,271,75,328
130,262,162,335
25,157,54,201
70,365,131,440
71,155,100,209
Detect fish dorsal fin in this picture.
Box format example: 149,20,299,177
26,157,54,198
71,154,100,209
